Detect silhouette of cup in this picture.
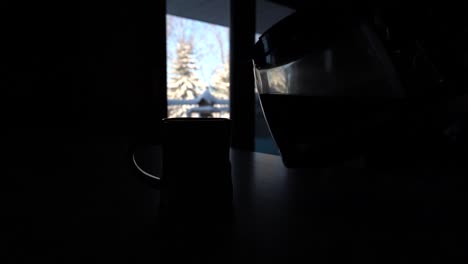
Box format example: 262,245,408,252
160,118,232,214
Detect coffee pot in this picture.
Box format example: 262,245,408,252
253,8,460,168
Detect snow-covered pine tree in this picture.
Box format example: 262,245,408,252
210,63,229,100
167,41,205,117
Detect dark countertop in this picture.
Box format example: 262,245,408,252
5,134,466,263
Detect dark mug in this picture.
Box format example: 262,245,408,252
133,118,233,214
161,118,232,213
132,118,233,262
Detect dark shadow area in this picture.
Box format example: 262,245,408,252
6,0,466,262
6,0,166,261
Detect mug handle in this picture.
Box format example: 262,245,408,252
132,151,160,181
130,144,162,186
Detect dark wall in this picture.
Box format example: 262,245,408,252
6,1,167,259
8,0,167,142
230,0,256,150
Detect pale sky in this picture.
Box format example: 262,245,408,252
166,14,230,87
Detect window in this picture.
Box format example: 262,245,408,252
165,0,292,154
166,14,230,118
